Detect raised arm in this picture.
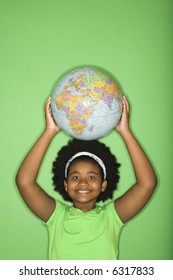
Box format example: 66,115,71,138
16,97,60,222
114,96,157,223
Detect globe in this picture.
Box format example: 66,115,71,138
51,67,123,140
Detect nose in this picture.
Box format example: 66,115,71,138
79,178,88,187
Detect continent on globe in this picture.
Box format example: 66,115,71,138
51,67,123,140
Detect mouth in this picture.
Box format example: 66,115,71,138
77,190,90,194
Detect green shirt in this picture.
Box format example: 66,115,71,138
45,200,124,260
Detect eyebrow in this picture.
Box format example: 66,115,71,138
68,171,99,176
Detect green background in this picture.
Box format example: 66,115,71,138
0,0,172,260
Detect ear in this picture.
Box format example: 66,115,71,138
64,180,68,191
101,180,107,192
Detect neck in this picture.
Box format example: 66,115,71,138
73,201,96,212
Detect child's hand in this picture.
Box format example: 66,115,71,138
115,96,130,134
45,97,60,134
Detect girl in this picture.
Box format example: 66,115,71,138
16,96,157,260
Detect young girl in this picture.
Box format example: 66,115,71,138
16,96,157,260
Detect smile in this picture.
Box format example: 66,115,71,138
77,190,90,194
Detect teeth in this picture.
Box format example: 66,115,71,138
78,190,89,193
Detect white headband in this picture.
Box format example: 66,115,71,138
65,152,106,179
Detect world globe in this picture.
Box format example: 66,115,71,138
51,67,123,140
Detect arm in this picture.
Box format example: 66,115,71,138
16,97,60,222
114,96,157,223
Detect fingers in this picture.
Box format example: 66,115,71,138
123,95,130,115
46,96,51,108
45,97,52,114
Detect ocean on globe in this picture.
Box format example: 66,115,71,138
51,67,123,140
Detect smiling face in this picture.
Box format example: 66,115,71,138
64,159,107,211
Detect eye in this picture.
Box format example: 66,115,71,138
72,176,80,180
88,175,96,180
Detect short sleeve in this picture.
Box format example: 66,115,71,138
106,201,125,228
43,200,62,227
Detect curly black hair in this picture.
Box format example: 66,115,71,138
52,139,120,202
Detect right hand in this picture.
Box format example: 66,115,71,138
115,96,130,134
45,97,60,134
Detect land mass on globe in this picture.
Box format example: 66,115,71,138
55,71,122,136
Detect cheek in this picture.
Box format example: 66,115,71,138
66,181,77,191
92,182,103,191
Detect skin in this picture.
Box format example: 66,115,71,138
16,96,157,223
64,160,107,212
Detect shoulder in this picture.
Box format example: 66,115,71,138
43,200,67,226
102,201,125,227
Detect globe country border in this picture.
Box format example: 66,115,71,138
52,89,122,138
51,104,121,140
51,67,123,140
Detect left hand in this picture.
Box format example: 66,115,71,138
45,97,60,134
115,96,130,133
